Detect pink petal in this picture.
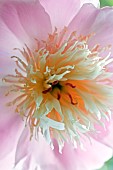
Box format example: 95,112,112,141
0,1,52,45
53,137,112,170
15,127,30,166
15,127,62,169
0,0,35,2
21,155,31,170
0,9,26,78
102,120,113,148
68,4,99,35
0,86,23,160
0,150,15,170
40,164,59,170
0,3,30,47
0,19,21,51
0,18,22,77
93,118,113,149
0,1,52,78
39,0,80,30
0,152,31,170
68,4,113,54
0,50,18,78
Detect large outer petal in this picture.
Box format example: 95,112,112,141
15,127,63,170
15,127,113,170
0,0,100,7
39,0,80,30
68,4,113,54
0,1,52,77
0,18,23,77
92,118,113,150
0,1,52,44
0,150,16,170
0,0,35,1
53,138,112,170
102,122,113,149
0,87,23,160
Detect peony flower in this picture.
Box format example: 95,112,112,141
0,0,113,170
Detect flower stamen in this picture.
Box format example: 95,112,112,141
3,28,113,150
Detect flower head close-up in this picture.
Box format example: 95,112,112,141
0,0,113,170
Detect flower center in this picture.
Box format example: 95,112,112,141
3,28,113,149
